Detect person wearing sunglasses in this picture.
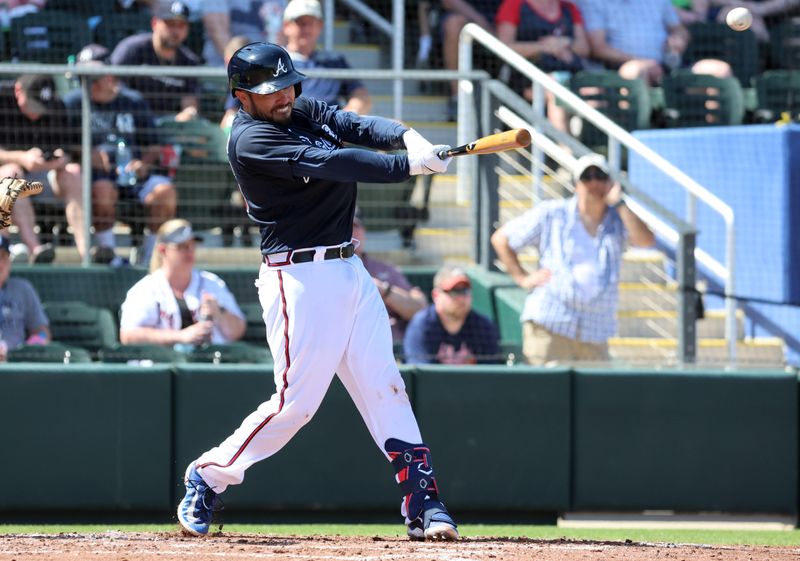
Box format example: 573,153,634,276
490,153,654,365
403,265,500,365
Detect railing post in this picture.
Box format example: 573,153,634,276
392,0,404,120
677,229,698,364
477,81,498,269
80,77,93,267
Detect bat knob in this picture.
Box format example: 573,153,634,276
437,149,448,160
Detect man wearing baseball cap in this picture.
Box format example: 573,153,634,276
0,235,51,361
491,153,655,365
0,74,87,264
282,0,371,114
403,265,500,364
109,0,201,120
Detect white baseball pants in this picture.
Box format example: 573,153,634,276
195,253,422,493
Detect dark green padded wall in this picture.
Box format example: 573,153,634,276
0,365,172,510
173,365,414,510
572,368,799,513
413,366,572,510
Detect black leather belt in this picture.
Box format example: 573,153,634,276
263,243,355,265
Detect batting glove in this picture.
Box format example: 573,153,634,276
408,145,452,175
402,128,433,153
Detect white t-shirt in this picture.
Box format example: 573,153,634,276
120,269,246,344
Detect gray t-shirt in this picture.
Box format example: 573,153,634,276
578,0,679,63
0,277,49,349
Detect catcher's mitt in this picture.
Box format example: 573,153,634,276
0,177,43,229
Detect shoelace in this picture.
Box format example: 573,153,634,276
186,478,225,514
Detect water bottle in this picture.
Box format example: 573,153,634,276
115,138,137,188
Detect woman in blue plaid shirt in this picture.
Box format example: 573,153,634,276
491,154,654,365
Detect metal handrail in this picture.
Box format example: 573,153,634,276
458,22,738,363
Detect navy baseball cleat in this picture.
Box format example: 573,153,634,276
177,464,219,536
406,496,459,541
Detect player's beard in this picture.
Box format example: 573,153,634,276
259,101,294,124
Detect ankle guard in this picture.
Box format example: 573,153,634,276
385,438,440,522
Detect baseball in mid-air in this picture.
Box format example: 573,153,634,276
726,7,753,31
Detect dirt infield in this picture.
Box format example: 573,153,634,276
1,532,798,561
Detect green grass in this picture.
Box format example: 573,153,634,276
1,524,799,547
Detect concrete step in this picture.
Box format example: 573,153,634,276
371,95,450,122
403,121,456,147
617,282,679,312
335,44,383,69
608,337,785,368
363,79,422,96
321,20,352,45
616,309,744,339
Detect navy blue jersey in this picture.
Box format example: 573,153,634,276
403,305,500,365
228,96,410,255
62,86,159,164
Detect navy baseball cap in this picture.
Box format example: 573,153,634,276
17,74,57,116
154,0,190,21
0,235,10,254
75,43,110,66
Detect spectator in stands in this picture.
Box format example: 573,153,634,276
352,208,427,342
109,0,202,121
198,0,288,67
62,43,177,266
282,0,372,114
579,0,732,85
490,154,655,365
404,265,500,364
119,219,246,351
0,74,85,264
709,0,799,43
441,0,503,119
496,0,590,132
0,235,51,361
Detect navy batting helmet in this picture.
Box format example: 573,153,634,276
228,42,305,97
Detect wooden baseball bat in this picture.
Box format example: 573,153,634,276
437,128,531,159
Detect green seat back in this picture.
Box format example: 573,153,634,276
157,118,237,230
11,11,92,63
100,344,187,364
94,13,152,51
770,18,800,71
356,177,420,232
662,70,744,127
44,301,118,353
8,342,92,363
570,71,651,148
684,22,759,85
754,70,800,121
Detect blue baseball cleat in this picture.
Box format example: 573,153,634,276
177,464,219,536
406,496,459,541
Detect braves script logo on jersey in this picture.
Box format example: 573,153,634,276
273,58,287,77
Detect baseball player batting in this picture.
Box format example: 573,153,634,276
177,42,459,541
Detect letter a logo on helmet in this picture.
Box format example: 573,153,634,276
227,42,305,96
273,58,287,77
